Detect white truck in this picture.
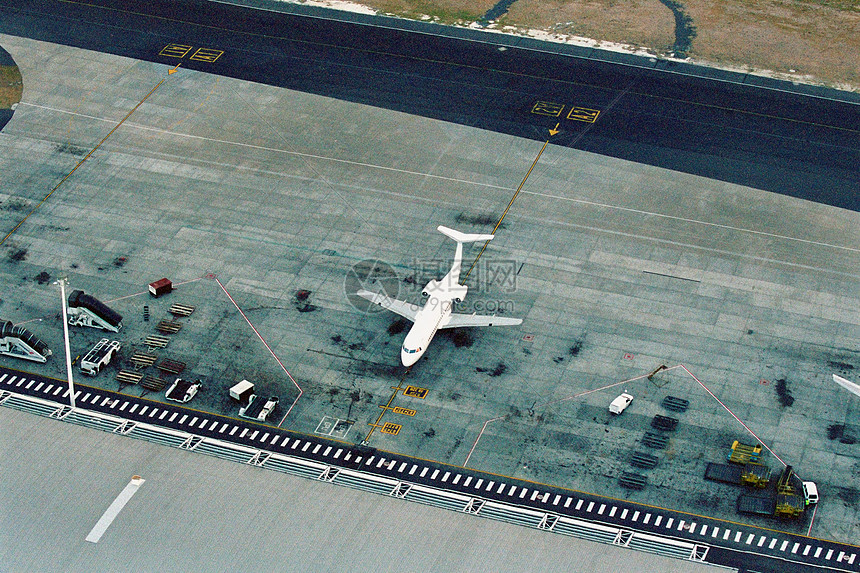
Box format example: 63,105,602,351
239,395,279,422
165,378,201,403
79,338,121,376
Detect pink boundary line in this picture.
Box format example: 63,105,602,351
465,364,789,471
463,368,673,468
680,364,787,468
215,277,303,426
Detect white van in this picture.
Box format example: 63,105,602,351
609,392,633,414
802,481,819,505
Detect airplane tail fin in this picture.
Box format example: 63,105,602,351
437,225,494,243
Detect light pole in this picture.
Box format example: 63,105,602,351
55,278,76,410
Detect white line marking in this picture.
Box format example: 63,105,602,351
85,476,145,543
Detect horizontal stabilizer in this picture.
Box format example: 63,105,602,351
437,225,494,243
355,290,419,322
440,313,522,329
833,374,860,398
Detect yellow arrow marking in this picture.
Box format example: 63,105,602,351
548,123,560,136
168,62,182,75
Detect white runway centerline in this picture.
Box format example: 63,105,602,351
85,475,145,543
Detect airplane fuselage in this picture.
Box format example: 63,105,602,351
401,285,454,366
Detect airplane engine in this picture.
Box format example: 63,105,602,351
450,284,468,302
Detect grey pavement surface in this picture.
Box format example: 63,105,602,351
0,407,730,572
0,31,858,548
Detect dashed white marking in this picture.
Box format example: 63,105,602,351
530,491,539,501
552,494,560,505
575,499,583,510
149,409,158,418
229,426,238,436
746,534,755,545
333,447,341,457
271,435,281,445
644,513,651,524
699,524,707,535
420,467,428,478
312,444,321,454
441,471,450,482
430,469,439,480
654,515,662,527
25,379,35,389
138,406,148,415
119,402,128,411
802,545,810,555
189,417,198,426
179,415,188,424
620,509,628,520
251,431,260,440
757,536,766,547
609,507,617,517
779,540,789,551
586,501,594,512
323,446,331,456
169,412,178,421
791,542,799,553
54,387,64,396
711,527,719,538
34,382,44,391
409,465,417,475
397,462,407,472
769,538,778,549
825,549,833,560
735,531,743,543
598,504,605,515
518,488,527,499
814,547,822,558
240,429,249,438
723,530,731,541
664,517,672,528
632,511,639,521
453,474,461,484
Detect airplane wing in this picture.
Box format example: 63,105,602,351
355,290,419,322
833,374,860,398
440,313,522,329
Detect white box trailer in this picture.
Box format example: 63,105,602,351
80,338,121,376
229,379,254,402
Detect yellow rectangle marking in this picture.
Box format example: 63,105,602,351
531,101,565,117
160,44,193,58
190,48,224,63
567,106,601,123
392,406,416,416
403,386,428,399
381,422,402,435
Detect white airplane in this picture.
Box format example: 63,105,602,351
356,225,522,366
833,374,860,398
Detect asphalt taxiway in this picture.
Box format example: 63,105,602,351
0,1,858,569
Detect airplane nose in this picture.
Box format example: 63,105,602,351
401,349,422,367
